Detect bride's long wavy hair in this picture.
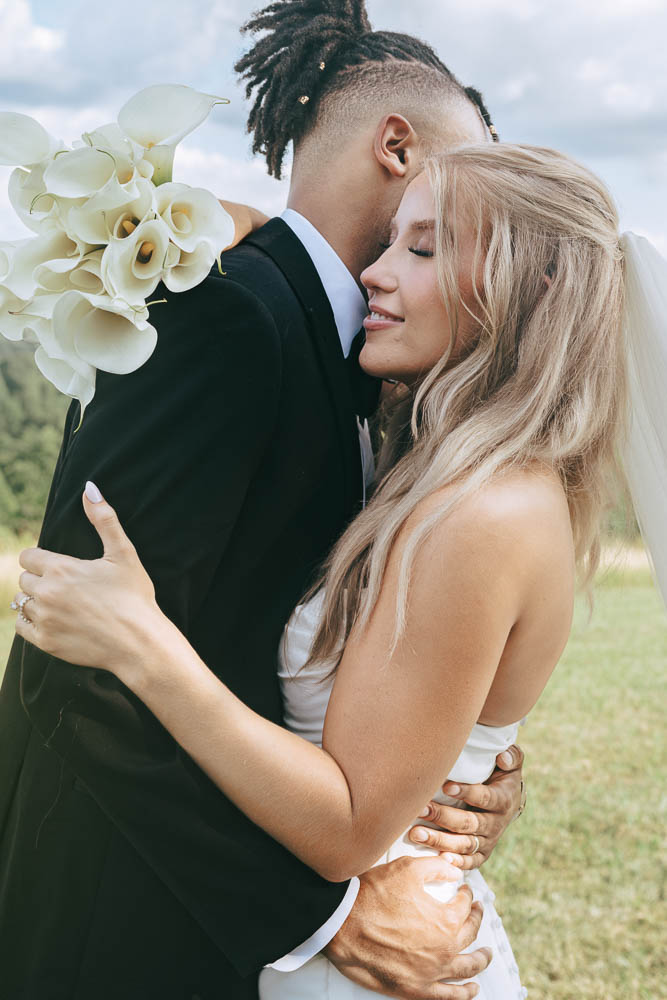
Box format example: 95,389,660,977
306,143,628,668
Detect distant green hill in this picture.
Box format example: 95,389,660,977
0,339,69,539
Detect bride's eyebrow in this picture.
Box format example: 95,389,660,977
387,218,436,235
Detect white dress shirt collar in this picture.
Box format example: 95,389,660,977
281,208,368,359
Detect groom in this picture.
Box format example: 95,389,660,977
0,5,524,999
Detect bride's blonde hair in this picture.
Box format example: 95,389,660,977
307,143,628,667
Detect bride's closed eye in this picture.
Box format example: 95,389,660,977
377,240,434,258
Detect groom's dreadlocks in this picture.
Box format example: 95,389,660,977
235,0,499,180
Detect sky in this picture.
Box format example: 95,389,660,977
0,0,665,253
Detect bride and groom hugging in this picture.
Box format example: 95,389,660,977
3,1,634,998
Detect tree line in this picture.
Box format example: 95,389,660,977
0,339,68,541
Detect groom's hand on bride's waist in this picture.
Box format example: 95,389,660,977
407,744,526,871
324,855,490,999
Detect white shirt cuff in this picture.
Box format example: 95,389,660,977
264,877,360,972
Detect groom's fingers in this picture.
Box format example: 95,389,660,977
408,826,486,860
440,885,474,928
442,781,494,810
426,802,481,834
429,980,481,1000
413,854,465,884
495,743,524,772
456,900,484,950
409,827,481,854
440,947,492,985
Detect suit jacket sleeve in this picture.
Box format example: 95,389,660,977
18,273,350,976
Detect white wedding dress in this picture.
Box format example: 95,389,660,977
259,591,528,1000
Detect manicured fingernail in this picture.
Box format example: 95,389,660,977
499,751,513,766
446,853,463,866
411,827,428,843
418,806,430,818
446,784,461,797
85,481,103,504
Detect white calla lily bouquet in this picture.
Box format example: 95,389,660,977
0,85,235,420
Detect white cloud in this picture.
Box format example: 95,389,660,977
173,146,289,217
499,73,538,103
603,82,654,114
576,59,613,84
0,0,664,253
0,0,65,78
450,0,540,19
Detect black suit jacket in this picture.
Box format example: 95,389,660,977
0,220,378,999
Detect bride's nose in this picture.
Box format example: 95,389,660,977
361,255,399,296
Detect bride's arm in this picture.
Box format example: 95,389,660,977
220,200,271,248
16,482,543,882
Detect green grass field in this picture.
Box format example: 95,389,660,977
0,559,664,999
491,567,666,999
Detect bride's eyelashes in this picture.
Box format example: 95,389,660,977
377,240,434,258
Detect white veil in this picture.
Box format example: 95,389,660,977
620,232,667,609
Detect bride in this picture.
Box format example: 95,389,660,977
12,142,663,999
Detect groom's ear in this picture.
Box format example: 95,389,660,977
373,114,419,179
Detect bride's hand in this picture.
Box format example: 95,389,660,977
219,200,270,250
13,482,164,680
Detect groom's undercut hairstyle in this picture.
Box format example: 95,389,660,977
235,0,499,180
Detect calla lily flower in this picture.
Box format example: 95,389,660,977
0,285,31,341
0,288,60,343
156,183,235,254
8,163,61,234
1,83,231,417
3,231,80,301
66,177,156,246
43,146,120,199
118,85,229,185
0,112,57,166
34,255,85,294
163,242,217,293
80,123,145,166
101,216,172,306
68,251,105,295
118,84,229,149
0,242,17,282
34,347,96,414
51,289,158,376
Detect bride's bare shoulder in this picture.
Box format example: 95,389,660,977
401,462,574,578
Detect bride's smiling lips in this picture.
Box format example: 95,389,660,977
363,304,405,331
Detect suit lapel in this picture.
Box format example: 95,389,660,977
244,219,362,516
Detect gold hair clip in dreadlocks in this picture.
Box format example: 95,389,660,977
298,95,310,105
489,124,499,141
